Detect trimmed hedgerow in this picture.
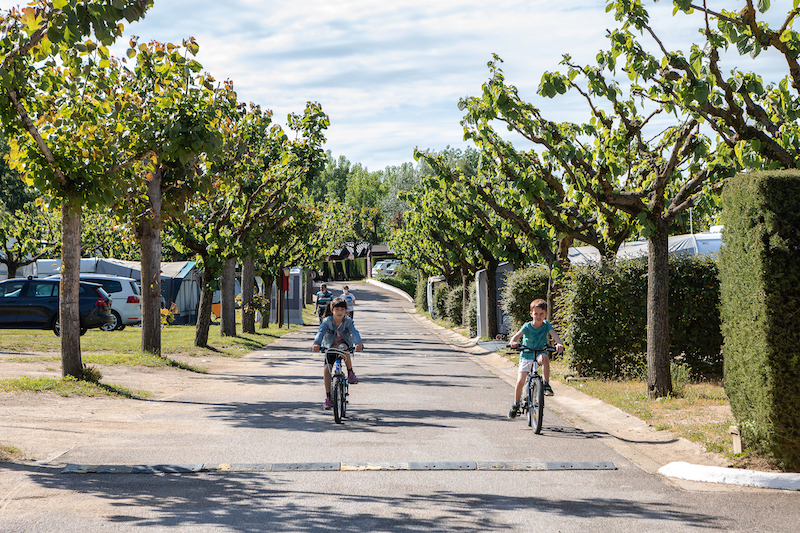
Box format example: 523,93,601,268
556,254,723,379
500,265,550,333
720,171,800,472
432,283,450,320
444,285,464,325
466,280,477,337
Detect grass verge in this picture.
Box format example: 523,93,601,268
0,375,150,399
501,348,779,469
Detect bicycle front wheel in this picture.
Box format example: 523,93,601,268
531,376,544,434
333,376,345,424
526,377,533,427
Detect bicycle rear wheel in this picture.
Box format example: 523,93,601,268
332,376,345,424
531,376,544,434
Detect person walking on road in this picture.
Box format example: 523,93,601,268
340,285,356,319
315,284,333,323
312,297,363,410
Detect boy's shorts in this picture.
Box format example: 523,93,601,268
518,352,549,373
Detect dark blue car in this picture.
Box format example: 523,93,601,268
0,278,113,336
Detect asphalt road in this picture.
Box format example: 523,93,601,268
1,281,799,532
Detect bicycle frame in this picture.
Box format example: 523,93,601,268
322,346,353,424
509,345,555,434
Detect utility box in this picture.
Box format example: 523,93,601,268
426,275,447,317
475,263,514,339
269,267,304,325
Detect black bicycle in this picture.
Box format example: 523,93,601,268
321,346,353,424
509,344,556,434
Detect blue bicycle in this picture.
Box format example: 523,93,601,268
321,346,352,424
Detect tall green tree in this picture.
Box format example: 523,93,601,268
0,0,152,378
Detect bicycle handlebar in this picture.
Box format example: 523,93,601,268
507,344,557,353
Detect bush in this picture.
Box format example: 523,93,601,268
501,265,550,332
720,170,800,471
558,254,723,379
415,273,428,312
444,285,464,325
377,264,417,298
466,281,477,336
432,283,449,320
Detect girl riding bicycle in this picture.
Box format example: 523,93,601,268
312,297,363,410
507,299,564,419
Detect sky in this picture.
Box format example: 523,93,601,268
1,1,793,171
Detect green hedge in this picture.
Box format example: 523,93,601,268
554,254,723,379
432,283,449,319
444,286,464,325
720,171,800,471
500,265,551,333
376,265,417,299
415,275,427,312
467,281,477,336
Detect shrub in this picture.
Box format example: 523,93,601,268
432,283,449,320
466,281,477,336
415,273,428,312
444,285,464,325
720,170,800,471
501,265,550,332
558,254,722,379
378,264,417,298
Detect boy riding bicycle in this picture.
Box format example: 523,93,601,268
312,297,363,410
507,299,564,419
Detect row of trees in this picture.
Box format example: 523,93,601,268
0,1,331,377
392,0,800,398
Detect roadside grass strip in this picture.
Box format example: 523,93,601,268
0,376,150,398
62,461,617,474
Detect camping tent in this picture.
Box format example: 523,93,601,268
568,227,723,264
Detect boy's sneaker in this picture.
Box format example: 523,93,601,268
543,384,554,396
508,404,520,419
323,397,333,410
348,370,358,384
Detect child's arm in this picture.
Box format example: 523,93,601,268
508,327,524,347
549,329,565,353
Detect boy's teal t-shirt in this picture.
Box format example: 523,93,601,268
520,320,554,358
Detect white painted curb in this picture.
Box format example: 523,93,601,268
365,278,414,302
658,462,800,491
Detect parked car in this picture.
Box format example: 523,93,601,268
0,277,113,336
47,273,141,331
372,259,402,278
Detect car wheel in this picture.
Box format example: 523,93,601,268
101,310,121,332
53,316,60,337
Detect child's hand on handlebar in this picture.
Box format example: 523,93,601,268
555,343,564,353
355,342,363,352
509,341,519,349
312,343,320,352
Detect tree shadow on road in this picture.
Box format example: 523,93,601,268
7,462,733,532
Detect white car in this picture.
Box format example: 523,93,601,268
372,260,402,277
47,273,141,331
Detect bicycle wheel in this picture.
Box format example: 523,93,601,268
332,376,345,424
531,376,544,434
526,377,533,427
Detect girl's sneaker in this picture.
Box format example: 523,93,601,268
348,370,358,384
323,397,333,410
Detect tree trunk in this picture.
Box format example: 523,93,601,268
221,257,237,337
241,256,256,334
139,171,163,356
195,267,215,347
647,217,672,399
486,260,498,338
60,203,82,379
6,262,18,279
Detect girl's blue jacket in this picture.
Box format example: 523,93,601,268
313,315,362,349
